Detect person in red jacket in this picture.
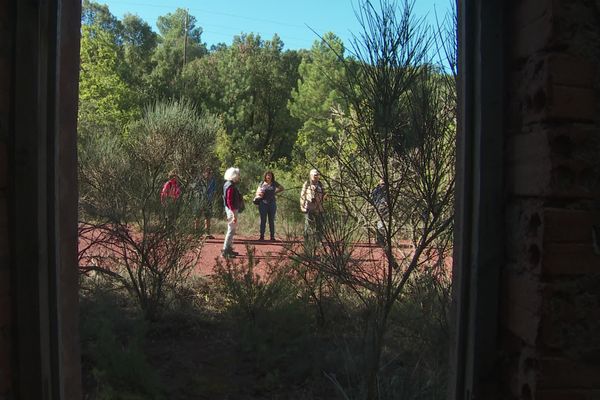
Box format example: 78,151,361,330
161,170,181,204
222,167,243,258
160,170,181,229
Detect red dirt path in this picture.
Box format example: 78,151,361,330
195,235,412,276
195,235,292,275
78,227,450,280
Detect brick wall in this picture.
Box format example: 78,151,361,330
0,0,11,397
503,0,600,398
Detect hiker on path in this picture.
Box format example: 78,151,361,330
300,169,326,242
194,166,217,238
254,170,284,241
222,167,244,258
160,170,181,204
371,178,389,246
160,170,181,229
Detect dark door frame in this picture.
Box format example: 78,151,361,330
450,0,505,398
9,1,81,399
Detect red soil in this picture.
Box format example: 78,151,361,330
196,235,451,280
195,235,291,275
79,227,451,281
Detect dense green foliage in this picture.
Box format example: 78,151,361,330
180,33,302,164
79,100,222,320
79,1,307,172
288,32,347,167
79,24,138,136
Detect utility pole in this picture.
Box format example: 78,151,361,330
183,8,188,71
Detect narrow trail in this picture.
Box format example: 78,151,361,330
194,234,413,276
195,235,292,275
78,227,450,279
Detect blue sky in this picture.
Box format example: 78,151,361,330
96,0,453,51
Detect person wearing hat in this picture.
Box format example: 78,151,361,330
300,169,326,241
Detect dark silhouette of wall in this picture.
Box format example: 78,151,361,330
0,1,81,399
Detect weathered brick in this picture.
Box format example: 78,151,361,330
507,130,551,196
539,284,600,355
502,269,541,346
536,390,590,400
512,51,598,125
543,208,600,244
522,84,597,124
547,85,597,122
503,0,600,397
542,243,600,276
511,0,553,30
513,11,554,59
516,348,540,395
504,200,546,274
507,127,600,198
548,54,596,88
538,357,600,389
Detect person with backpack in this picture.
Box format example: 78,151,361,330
300,169,326,242
222,167,243,258
254,170,284,241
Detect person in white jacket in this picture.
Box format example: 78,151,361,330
222,167,243,258
299,169,326,241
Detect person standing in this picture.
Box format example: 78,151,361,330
299,169,326,242
255,171,284,241
160,170,182,229
222,167,243,258
371,178,389,246
194,166,217,238
160,170,181,204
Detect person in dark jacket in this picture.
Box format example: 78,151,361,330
222,167,243,258
194,166,217,238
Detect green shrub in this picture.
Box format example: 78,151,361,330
80,285,164,399
79,99,219,320
212,249,334,394
212,245,297,321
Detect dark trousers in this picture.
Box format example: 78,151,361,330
304,211,324,241
259,201,277,238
